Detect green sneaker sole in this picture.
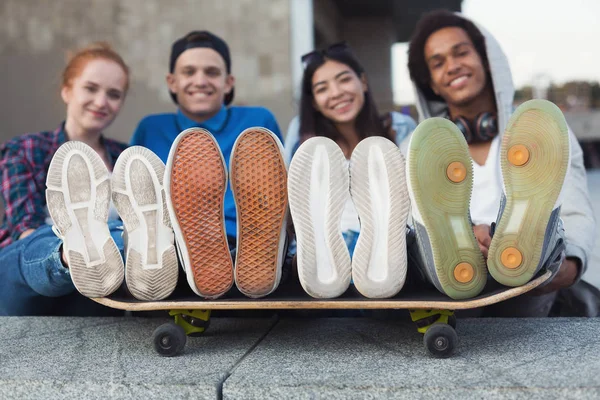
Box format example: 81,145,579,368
407,118,487,299
488,100,569,286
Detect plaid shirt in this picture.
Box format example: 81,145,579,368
0,124,127,249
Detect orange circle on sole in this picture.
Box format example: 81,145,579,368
508,144,530,166
501,247,523,269
446,162,467,183
454,262,474,283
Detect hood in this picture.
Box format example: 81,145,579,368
412,13,515,135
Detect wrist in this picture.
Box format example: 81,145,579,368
563,258,580,287
59,244,69,269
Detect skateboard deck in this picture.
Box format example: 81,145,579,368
93,270,551,311
92,270,552,358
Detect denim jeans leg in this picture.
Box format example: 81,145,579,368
0,221,126,316
108,220,125,259
0,225,72,315
343,230,359,258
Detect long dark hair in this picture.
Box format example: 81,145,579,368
299,46,390,145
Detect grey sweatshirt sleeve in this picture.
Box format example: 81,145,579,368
560,127,596,279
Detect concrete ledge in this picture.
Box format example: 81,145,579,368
223,318,600,399
0,317,276,400
1,316,599,399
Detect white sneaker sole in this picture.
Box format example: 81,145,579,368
288,137,351,298
350,137,409,298
112,146,178,301
46,141,123,298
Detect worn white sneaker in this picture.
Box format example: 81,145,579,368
488,99,570,286
112,146,178,301
46,141,123,298
350,136,410,298
288,137,351,298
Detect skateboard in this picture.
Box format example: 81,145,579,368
93,270,551,358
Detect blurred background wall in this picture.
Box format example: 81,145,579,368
0,0,297,143
0,0,459,144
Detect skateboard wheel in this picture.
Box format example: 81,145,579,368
507,144,530,166
424,322,457,358
446,161,467,183
153,322,187,357
501,247,523,269
453,262,474,283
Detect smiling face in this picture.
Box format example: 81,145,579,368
311,59,367,126
61,58,127,135
424,26,490,109
167,47,234,122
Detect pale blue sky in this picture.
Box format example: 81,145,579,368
393,0,600,104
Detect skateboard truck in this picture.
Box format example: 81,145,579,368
169,309,211,335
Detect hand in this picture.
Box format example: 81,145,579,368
60,245,69,269
531,258,579,295
472,224,492,259
18,229,35,240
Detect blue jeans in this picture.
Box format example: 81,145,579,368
343,231,359,258
285,231,359,259
0,221,125,316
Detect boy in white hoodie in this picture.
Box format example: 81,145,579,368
404,10,595,316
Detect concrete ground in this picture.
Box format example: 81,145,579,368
1,316,599,400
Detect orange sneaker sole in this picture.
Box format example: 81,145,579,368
230,128,288,298
165,128,234,299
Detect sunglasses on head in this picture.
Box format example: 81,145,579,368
301,42,350,69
